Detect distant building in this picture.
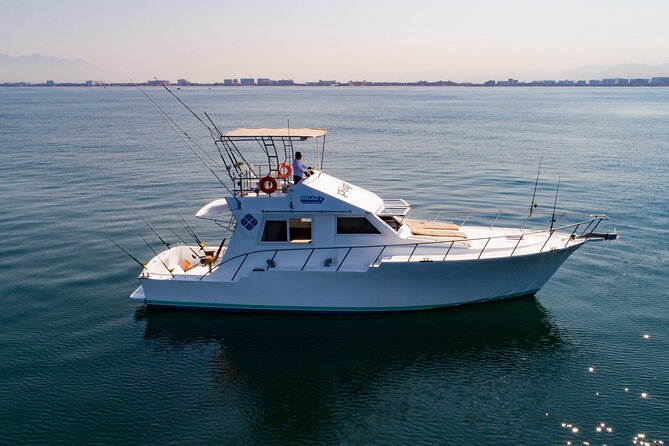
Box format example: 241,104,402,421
536,80,556,86
223,79,234,86
46,80,55,86
614,78,629,86
85,80,105,86
602,79,616,86
558,80,574,86
240,78,255,86
277,79,295,86
256,78,271,86
483,80,496,86
629,78,649,86
589,80,602,86
147,79,170,86
651,77,669,86
177,79,190,86
317,80,337,86
576,80,587,86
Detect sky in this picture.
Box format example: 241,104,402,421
1,0,668,83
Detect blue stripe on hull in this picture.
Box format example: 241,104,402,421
145,290,539,314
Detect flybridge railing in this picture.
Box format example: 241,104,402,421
232,170,292,196
181,213,612,281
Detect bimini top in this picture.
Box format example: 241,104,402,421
223,128,327,139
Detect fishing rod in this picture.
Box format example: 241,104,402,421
159,79,218,141
169,228,201,257
529,157,543,218
199,237,227,279
204,110,258,179
134,83,239,203
161,81,249,179
178,212,205,250
519,157,543,230
143,219,170,249
549,176,560,231
213,237,227,263
140,235,174,277
110,238,146,269
203,111,224,139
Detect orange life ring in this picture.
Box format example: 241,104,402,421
259,176,278,194
278,162,292,179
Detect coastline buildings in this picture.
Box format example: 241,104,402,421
3,76,669,88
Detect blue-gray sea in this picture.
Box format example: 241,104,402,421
0,87,667,445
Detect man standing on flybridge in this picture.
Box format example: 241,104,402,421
292,151,310,184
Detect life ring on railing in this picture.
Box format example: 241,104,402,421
278,162,292,179
259,176,278,194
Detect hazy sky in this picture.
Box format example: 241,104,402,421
1,0,668,82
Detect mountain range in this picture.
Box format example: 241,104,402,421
0,53,103,82
1,53,669,84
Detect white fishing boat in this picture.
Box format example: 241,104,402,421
129,127,617,312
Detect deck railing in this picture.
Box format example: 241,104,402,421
181,212,612,281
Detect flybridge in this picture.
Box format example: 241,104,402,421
216,127,328,197
136,82,328,199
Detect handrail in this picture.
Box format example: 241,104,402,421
429,207,606,233
186,214,609,280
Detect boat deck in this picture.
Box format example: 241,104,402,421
141,224,585,282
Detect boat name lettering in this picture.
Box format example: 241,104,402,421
301,195,325,204
337,182,352,198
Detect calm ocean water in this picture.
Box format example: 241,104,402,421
0,87,667,444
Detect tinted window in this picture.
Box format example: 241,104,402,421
290,218,312,243
337,217,381,234
381,216,401,231
262,220,287,241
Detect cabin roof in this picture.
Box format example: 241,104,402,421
223,128,327,138
302,172,384,214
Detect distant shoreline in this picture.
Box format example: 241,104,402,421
2,83,669,88
2,75,669,88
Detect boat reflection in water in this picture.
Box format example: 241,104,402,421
137,297,567,443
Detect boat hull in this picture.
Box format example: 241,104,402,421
137,244,581,313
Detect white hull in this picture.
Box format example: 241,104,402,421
137,245,580,312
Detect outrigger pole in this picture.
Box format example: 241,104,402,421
159,79,218,141
134,83,239,204
160,81,258,182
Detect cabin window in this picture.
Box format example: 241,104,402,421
289,218,312,243
337,217,381,234
380,216,401,232
262,220,288,242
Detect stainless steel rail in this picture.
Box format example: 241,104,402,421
184,213,611,281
